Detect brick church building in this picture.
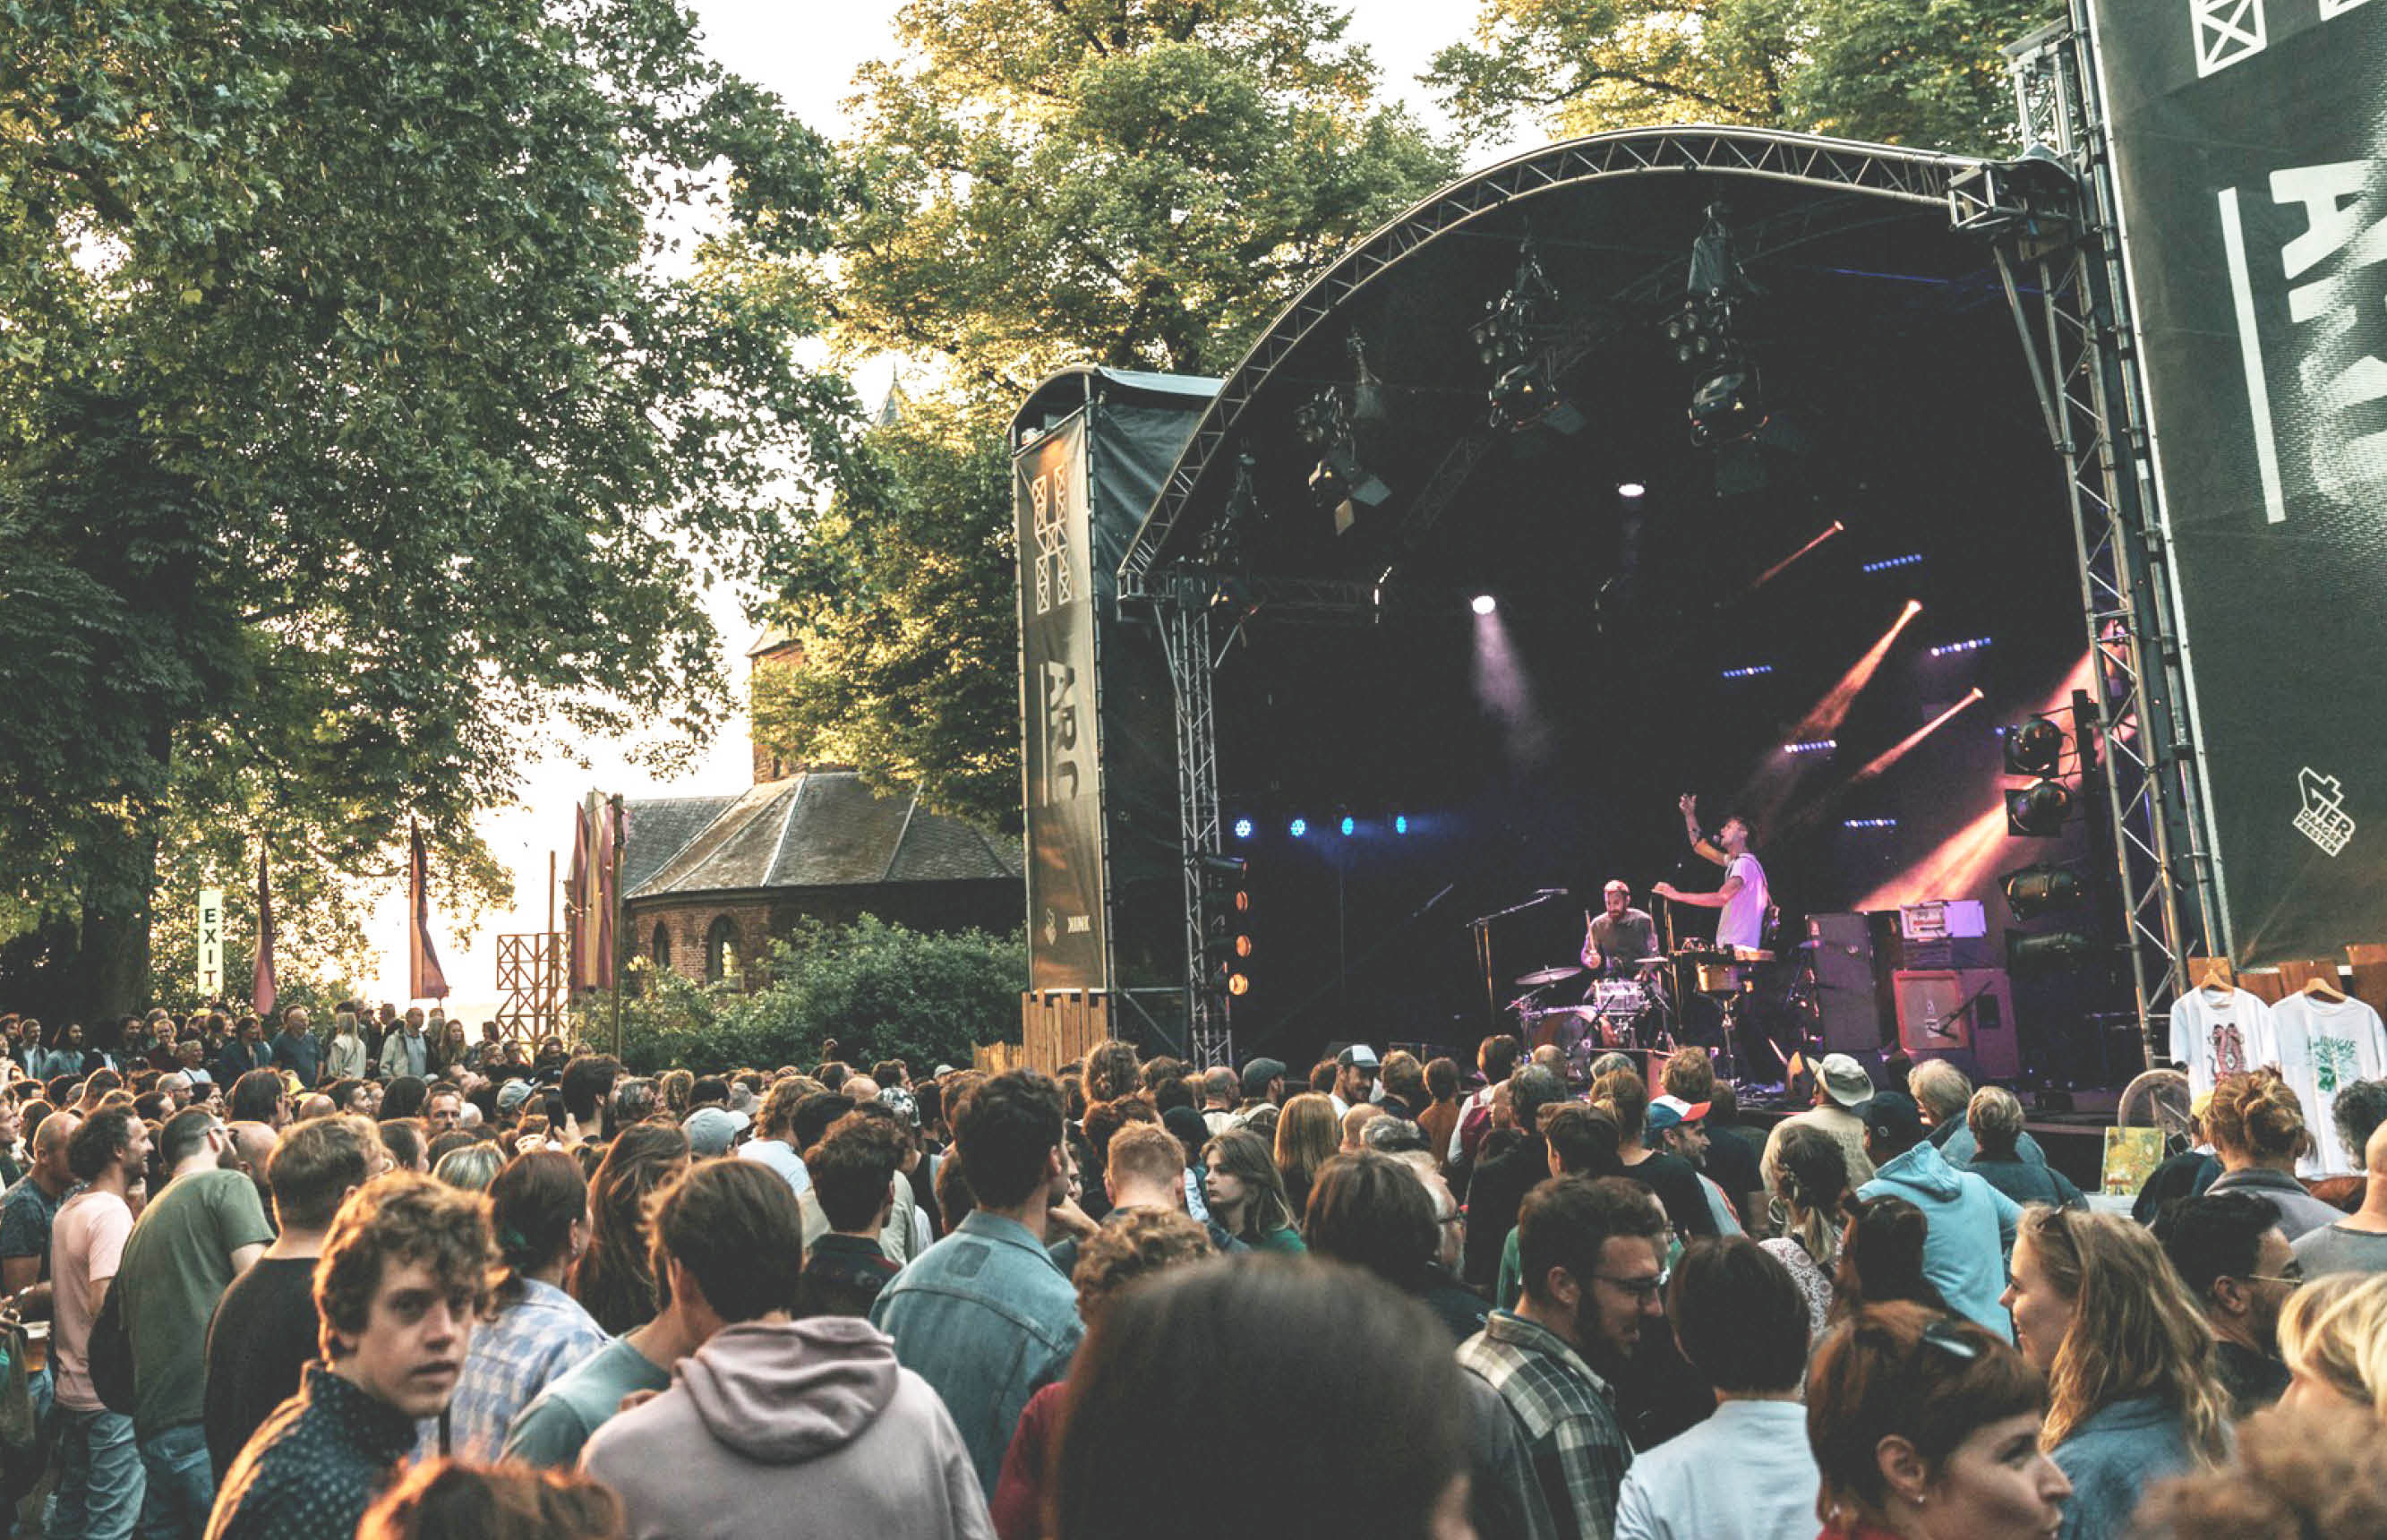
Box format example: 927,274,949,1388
620,631,1023,989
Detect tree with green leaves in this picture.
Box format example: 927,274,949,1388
0,0,852,1016
1428,0,2058,155
757,0,1456,826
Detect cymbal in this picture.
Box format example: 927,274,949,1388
1514,965,1584,987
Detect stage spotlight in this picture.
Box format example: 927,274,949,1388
1489,357,1584,435
1394,814,1409,834
1784,739,1836,756
1232,817,1253,841
1617,481,1647,498
1310,446,1390,510
2005,779,2071,835
2007,928,2095,972
2002,863,2084,920
1472,594,1498,615
1689,360,1766,447
1227,972,1251,997
1288,817,1308,838
2002,715,2065,776
1339,815,1356,836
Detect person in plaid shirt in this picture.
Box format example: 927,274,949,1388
416,1150,604,1460
1458,1176,1669,1540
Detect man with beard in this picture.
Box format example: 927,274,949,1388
1459,1176,1669,1540
2156,1192,2298,1417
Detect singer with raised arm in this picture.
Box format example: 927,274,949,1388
1580,880,1660,978
1653,794,1771,951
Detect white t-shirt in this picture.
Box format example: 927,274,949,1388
737,1137,812,1196
2272,994,2387,1176
1614,1398,1818,1540
2169,986,2278,1102
52,1189,133,1413
1717,852,1768,951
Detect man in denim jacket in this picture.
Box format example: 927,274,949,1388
870,1069,1082,1495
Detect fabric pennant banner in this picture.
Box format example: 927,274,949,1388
408,819,449,1000
251,848,277,1017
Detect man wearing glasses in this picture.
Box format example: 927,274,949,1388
2155,1191,2301,1417
1459,1175,1669,1540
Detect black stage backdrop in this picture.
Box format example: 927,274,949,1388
2092,0,2387,962
1017,414,1108,989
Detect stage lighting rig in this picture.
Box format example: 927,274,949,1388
2002,863,2084,920
1669,201,1768,447
2005,779,2072,835
1196,852,1253,997
1294,385,1388,530
2002,715,2066,776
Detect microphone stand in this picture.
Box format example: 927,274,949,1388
1467,890,1566,1034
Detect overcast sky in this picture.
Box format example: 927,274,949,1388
360,0,1487,1009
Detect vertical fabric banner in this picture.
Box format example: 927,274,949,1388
596,797,622,990
2088,0,2387,961
197,887,225,999
408,819,449,1000
567,800,592,992
1016,413,1108,990
251,852,276,1017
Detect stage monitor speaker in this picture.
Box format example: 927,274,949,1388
1808,912,1890,1055
1892,969,2019,1081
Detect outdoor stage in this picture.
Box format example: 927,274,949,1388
1013,0,2387,1099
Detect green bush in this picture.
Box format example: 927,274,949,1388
590,916,1025,1076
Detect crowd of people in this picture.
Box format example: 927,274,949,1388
0,1001,2381,1539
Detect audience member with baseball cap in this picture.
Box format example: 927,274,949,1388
1650,1093,1745,1236
1236,1057,1288,1122
1852,1090,2021,1334
1330,1045,1380,1117
682,1107,742,1159
1762,1053,1877,1209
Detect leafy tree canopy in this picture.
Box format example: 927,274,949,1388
756,0,1455,826
0,0,854,1010
1427,0,2058,155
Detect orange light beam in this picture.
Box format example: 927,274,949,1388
1789,598,1923,744
1845,688,1988,788
1744,520,1846,597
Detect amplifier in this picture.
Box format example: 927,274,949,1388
1891,969,2020,1080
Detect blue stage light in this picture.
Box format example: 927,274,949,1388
1394,814,1409,834
1340,816,1356,836
1232,817,1253,840
1289,817,1308,838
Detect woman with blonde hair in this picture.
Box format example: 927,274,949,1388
2202,1068,2341,1239
2274,1269,2387,1418
1272,1092,1338,1221
2000,1206,2232,1539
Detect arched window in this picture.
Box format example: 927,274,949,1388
705,916,738,985
651,922,672,971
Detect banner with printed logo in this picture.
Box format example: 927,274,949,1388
1017,413,1109,990
2090,0,2387,962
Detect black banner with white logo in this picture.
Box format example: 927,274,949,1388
2091,0,2387,962
1017,415,1109,989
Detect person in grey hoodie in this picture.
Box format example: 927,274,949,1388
1852,1091,2022,1334
581,1160,992,1540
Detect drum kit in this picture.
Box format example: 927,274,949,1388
1508,942,1778,1080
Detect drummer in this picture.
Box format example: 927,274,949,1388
1580,880,1662,980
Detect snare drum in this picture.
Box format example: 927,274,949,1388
1587,979,1649,1017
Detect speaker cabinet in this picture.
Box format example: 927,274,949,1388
1809,912,1890,1055
1891,969,2020,1080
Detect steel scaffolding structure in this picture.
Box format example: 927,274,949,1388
1986,11,2227,1065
